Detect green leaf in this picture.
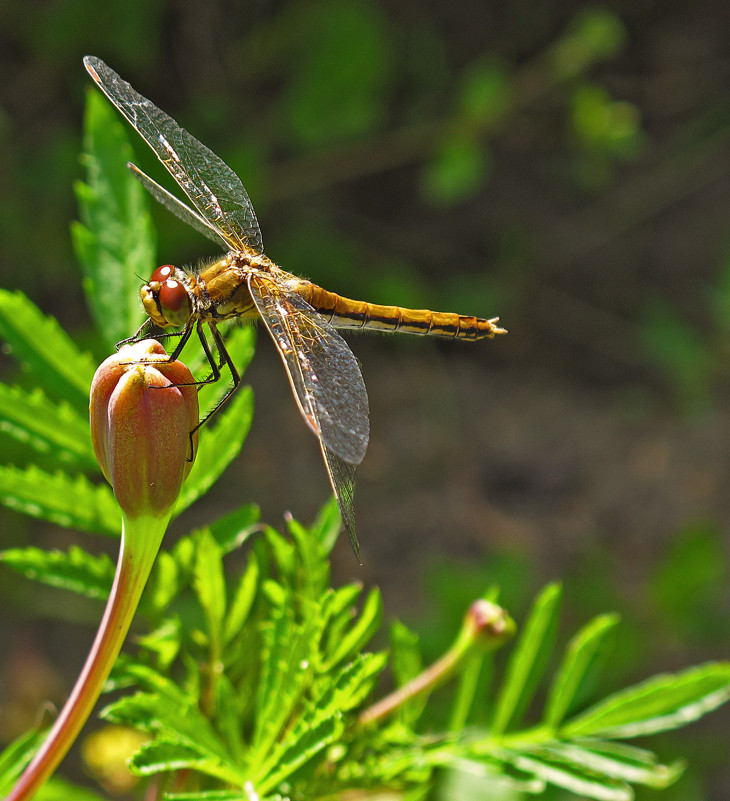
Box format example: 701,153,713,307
390,619,425,727
209,503,261,554
252,600,316,756
391,619,422,687
101,691,242,784
286,511,329,601
309,494,344,554
278,0,394,147
144,549,177,615
321,583,364,658
136,617,183,670
457,61,510,125
0,289,95,409
542,740,683,788
257,714,342,793
0,729,44,795
128,739,224,777
194,324,256,414
562,661,730,738
0,464,120,534
174,384,254,514
497,749,632,801
544,613,619,728
193,529,226,649
73,88,154,350
331,651,389,712
213,672,246,762
0,384,96,468
256,653,387,792
492,583,562,735
0,545,114,599
324,587,382,669
422,132,490,206
450,651,489,733
164,792,263,801
37,777,109,801
264,525,297,579
223,552,260,645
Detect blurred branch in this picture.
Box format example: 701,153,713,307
266,13,625,200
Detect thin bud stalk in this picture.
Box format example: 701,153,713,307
358,600,515,727
7,514,169,801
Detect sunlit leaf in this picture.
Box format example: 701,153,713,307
223,553,260,645
209,503,261,554
73,88,154,350
562,662,730,738
252,600,316,757
193,529,226,650
0,464,119,534
36,776,109,801
0,545,114,599
390,619,425,727
101,692,242,784
0,384,96,468
309,494,343,554
497,749,632,801
544,613,619,728
174,384,254,514
286,511,329,601
0,729,45,795
255,653,387,792
0,289,95,409
542,740,683,788
492,583,562,735
324,587,382,669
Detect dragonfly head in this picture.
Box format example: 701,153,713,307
142,265,193,328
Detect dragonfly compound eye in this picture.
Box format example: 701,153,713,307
150,264,176,283
158,279,192,327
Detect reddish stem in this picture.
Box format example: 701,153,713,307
7,515,167,801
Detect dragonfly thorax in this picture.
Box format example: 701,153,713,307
141,264,194,328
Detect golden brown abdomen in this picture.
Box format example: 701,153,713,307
304,284,506,340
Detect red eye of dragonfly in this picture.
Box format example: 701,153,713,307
157,279,191,328
150,264,175,283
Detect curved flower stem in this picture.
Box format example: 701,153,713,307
358,600,515,728
6,513,169,801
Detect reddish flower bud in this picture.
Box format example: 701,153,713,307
90,339,199,519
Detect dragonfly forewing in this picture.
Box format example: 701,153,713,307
83,56,263,254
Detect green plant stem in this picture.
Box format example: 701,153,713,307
359,600,514,727
6,513,169,801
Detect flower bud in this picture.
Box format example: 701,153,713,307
90,339,199,519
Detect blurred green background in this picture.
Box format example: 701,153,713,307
1,1,729,799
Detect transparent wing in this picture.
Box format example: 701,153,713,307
84,55,263,254
248,273,370,557
128,163,229,249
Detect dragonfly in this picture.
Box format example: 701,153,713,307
84,56,506,559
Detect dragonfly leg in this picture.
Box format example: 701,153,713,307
191,321,241,435
164,321,196,362
115,317,153,349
